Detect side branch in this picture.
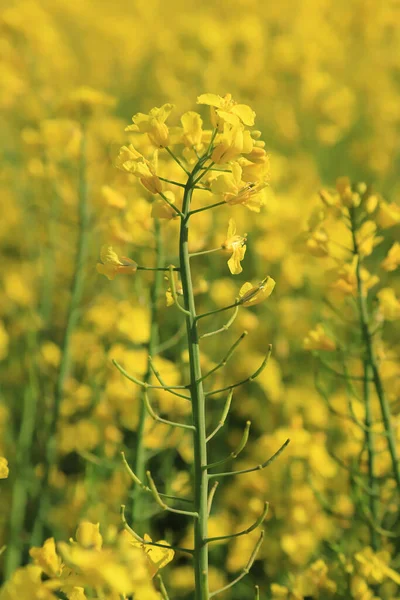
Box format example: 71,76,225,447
200,332,247,381
209,532,265,598
206,421,251,469
143,389,195,430
206,390,233,442
200,305,240,340
113,359,189,393
206,502,268,543
205,346,272,397
208,439,290,479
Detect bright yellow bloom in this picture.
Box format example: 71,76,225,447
303,324,336,351
29,538,62,578
211,162,267,212
125,103,174,148
131,534,175,578
330,257,379,296
222,218,247,274
0,566,56,599
0,457,9,479
96,246,137,280
355,221,383,257
75,521,102,550
67,588,87,600
377,287,400,320
239,276,276,306
381,242,400,271
355,546,400,586
211,124,253,164
116,145,162,194
197,93,255,128
306,228,330,257
376,201,400,228
180,111,204,148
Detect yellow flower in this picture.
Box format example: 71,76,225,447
222,218,247,274
116,145,162,194
355,221,383,257
239,276,276,306
197,93,255,129
355,547,400,586
125,103,174,148
211,162,267,212
75,521,103,550
131,534,174,578
211,124,253,164
303,324,336,351
29,538,63,578
0,565,56,600
101,185,127,209
381,241,400,271
376,201,400,228
0,457,9,479
306,228,330,257
377,287,400,320
96,246,137,280
180,111,204,148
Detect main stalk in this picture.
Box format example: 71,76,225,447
180,168,209,600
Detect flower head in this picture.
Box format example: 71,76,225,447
125,103,174,148
211,124,253,164
222,219,247,274
197,93,255,129
303,324,336,351
96,246,137,280
211,162,267,212
116,146,162,194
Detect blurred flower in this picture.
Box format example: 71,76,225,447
0,457,9,479
355,547,400,586
116,145,162,194
381,242,400,271
376,201,400,228
377,288,400,320
96,246,137,281
29,538,62,578
303,324,336,351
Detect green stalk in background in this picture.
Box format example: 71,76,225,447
31,122,90,546
131,218,163,532
350,209,379,549
350,208,400,496
4,332,39,578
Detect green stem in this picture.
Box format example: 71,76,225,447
5,333,39,577
31,122,90,546
180,167,210,600
350,208,400,498
131,219,163,531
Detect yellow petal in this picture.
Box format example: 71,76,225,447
197,93,224,108
231,104,256,126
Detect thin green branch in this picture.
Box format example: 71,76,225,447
154,322,187,354
206,421,251,469
146,471,199,517
207,481,219,516
157,574,170,600
209,532,264,598
113,359,188,391
143,388,195,430
205,346,272,397
149,356,191,400
206,502,268,543
200,305,240,340
206,391,233,442
165,146,190,175
209,438,290,479
189,247,222,258
188,200,226,217
168,264,191,316
200,332,247,381
196,301,239,322
120,505,193,554
193,160,215,186
159,191,184,218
